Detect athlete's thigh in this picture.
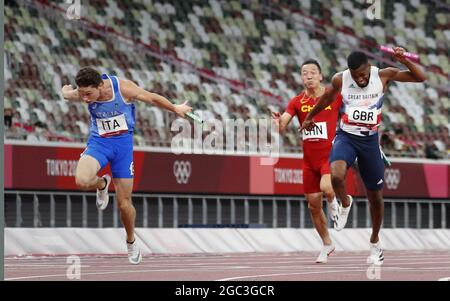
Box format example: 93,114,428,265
110,136,134,179
303,165,321,194
76,155,101,180
329,132,357,168
319,173,333,194
307,150,332,193
81,136,113,171
356,138,384,191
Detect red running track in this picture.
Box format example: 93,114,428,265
5,250,450,281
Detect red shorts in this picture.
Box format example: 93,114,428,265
303,145,331,194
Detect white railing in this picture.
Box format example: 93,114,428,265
5,190,449,229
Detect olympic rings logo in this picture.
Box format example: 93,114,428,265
173,161,192,184
384,168,401,190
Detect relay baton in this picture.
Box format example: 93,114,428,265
379,45,420,62
185,112,204,124
380,147,392,167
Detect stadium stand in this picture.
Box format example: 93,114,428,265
4,0,449,158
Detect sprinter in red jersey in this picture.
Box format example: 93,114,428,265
273,59,342,263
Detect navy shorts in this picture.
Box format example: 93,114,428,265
329,130,384,191
81,133,134,179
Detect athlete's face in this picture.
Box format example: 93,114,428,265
300,64,323,89
350,63,371,88
78,86,101,103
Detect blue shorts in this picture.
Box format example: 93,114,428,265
329,130,384,191
81,134,134,179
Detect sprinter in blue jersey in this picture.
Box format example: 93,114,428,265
62,67,192,264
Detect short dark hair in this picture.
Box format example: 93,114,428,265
347,51,368,70
75,67,103,88
301,59,322,73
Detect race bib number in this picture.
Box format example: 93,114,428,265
96,114,129,137
348,108,377,125
302,122,328,140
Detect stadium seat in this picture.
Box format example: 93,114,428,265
4,0,449,157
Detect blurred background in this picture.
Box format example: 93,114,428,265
4,0,449,158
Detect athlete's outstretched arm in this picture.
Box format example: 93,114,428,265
120,80,192,117
300,74,342,131
61,85,81,102
379,47,427,82
271,112,293,134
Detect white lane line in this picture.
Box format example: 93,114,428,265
5,252,450,261
216,269,377,281
438,277,450,281
216,266,450,281
6,258,450,271
7,264,449,274
7,261,450,277
6,256,450,267
6,264,450,281
9,252,450,259
4,266,252,281
5,264,91,267
6,254,450,265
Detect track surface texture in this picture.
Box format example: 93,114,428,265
5,250,450,281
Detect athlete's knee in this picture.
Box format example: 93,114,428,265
368,196,383,207
308,200,323,215
118,198,133,212
75,175,93,191
367,190,383,203
331,173,345,187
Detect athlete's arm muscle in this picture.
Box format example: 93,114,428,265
119,80,192,117
379,47,427,84
272,112,293,134
379,65,427,83
61,85,82,102
301,73,342,131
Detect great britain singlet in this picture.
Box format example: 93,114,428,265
339,66,384,136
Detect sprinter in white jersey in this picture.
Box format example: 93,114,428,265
301,47,427,265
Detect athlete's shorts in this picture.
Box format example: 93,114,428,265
81,133,134,179
303,146,331,194
329,130,384,191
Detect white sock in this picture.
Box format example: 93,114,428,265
370,241,380,248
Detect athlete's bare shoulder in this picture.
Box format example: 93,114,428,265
378,67,399,80
377,67,400,91
118,78,134,89
118,79,139,102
